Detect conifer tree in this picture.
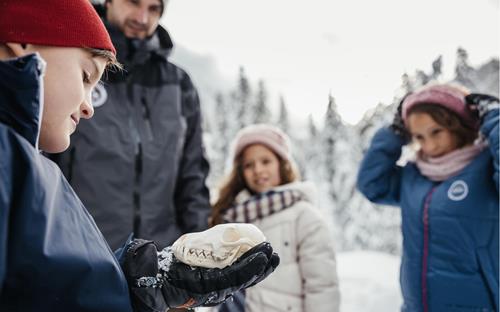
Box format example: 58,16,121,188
235,66,252,128
253,80,271,123
277,95,290,132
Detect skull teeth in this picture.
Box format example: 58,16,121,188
182,246,231,261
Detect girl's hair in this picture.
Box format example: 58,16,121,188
407,103,478,147
210,149,299,226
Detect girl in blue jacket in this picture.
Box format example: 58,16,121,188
357,84,499,312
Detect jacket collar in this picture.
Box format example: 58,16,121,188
108,22,173,65
0,53,45,149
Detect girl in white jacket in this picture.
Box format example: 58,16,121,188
211,124,340,312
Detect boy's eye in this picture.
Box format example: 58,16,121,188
82,71,91,84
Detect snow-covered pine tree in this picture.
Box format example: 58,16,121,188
455,47,477,90
253,80,271,124
322,93,342,188
234,67,252,128
431,55,443,81
277,95,290,133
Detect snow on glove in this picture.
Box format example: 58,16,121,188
390,93,411,142
465,93,500,121
122,239,279,311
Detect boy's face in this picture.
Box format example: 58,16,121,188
26,46,106,153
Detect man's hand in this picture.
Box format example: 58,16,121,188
121,239,279,311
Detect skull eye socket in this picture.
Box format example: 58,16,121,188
222,227,241,243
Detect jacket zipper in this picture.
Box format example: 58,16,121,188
141,96,154,141
126,76,143,238
422,186,437,312
133,143,142,236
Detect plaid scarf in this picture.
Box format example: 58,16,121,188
222,188,304,223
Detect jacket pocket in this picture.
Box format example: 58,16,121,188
260,290,302,312
476,247,499,311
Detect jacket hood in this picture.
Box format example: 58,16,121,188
94,4,173,63
0,53,45,149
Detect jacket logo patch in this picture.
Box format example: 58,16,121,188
447,180,468,201
91,83,107,108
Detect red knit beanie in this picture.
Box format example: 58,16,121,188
0,0,116,55
402,84,478,130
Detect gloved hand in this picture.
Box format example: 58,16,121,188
121,239,279,312
389,93,411,142
465,93,500,121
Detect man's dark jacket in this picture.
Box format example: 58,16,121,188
53,16,210,250
0,54,133,311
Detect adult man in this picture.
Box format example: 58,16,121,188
54,0,210,250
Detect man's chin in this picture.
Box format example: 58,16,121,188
124,29,147,40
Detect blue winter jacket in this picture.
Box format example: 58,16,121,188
0,54,133,311
357,111,499,312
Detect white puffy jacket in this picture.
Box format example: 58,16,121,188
242,181,340,312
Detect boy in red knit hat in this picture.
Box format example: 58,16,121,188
0,1,278,311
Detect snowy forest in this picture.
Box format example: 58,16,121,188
192,47,499,255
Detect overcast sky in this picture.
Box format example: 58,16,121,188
162,0,499,125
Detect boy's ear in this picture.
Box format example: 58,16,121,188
5,42,31,57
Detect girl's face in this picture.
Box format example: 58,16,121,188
407,112,459,158
241,144,282,194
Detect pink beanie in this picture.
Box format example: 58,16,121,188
232,124,292,162
402,84,479,130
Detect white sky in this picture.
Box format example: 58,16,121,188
163,0,499,125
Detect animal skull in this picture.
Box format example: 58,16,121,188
172,223,266,269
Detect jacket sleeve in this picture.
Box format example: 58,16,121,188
297,207,340,312
174,72,211,233
0,131,13,294
480,108,499,190
356,127,404,206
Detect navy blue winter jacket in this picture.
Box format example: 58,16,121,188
0,54,133,311
357,111,499,312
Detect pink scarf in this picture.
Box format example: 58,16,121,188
415,142,487,182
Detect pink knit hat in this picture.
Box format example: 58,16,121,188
402,84,479,130
232,124,292,162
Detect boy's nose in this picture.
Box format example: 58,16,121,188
81,97,94,119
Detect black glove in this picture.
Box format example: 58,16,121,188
390,93,411,141
122,239,279,311
465,93,500,121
